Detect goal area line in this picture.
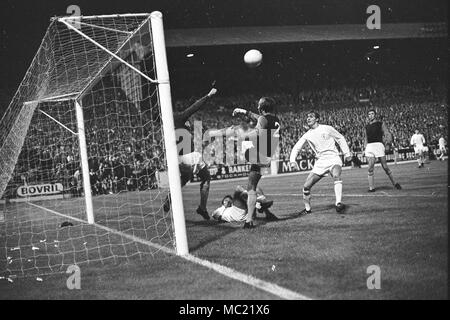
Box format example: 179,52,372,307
25,202,312,300
268,189,445,198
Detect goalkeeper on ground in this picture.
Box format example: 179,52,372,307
163,87,217,220
212,185,278,223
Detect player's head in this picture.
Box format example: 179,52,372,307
258,97,275,115
306,110,320,127
415,129,419,134
221,195,233,208
239,116,250,130
368,109,376,121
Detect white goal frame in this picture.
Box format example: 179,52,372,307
9,12,189,256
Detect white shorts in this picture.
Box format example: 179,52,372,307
179,151,204,167
312,155,342,177
212,205,246,223
365,142,385,158
414,145,425,154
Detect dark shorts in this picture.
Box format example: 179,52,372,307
250,164,261,173
249,161,270,173
179,163,193,186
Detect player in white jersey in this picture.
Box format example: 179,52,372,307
289,111,352,214
211,185,277,223
410,129,426,168
438,136,447,161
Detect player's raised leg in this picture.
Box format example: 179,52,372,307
255,185,278,220
299,172,322,215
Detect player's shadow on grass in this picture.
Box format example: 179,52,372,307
373,185,397,191
185,218,244,252
276,203,360,221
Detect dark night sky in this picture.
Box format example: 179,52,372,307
0,0,447,97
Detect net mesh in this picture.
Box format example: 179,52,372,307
0,14,175,279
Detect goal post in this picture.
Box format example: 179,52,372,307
0,12,189,279
150,11,189,255
74,100,95,224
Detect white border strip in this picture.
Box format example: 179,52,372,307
26,202,312,300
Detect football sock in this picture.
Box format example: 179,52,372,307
368,173,375,190
246,190,257,223
303,188,311,211
334,180,343,205
199,182,210,211
383,168,396,185
387,173,396,185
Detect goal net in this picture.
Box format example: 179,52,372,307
0,12,187,280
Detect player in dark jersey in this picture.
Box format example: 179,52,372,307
232,97,281,229
364,109,401,192
163,87,217,220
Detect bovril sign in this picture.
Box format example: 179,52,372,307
17,183,64,197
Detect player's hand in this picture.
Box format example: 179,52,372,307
207,88,217,97
344,155,353,163
232,108,247,116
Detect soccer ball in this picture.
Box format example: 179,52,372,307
244,49,263,68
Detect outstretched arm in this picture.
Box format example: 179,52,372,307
329,126,352,159
364,127,368,146
289,136,306,164
207,125,236,137
176,88,217,121
247,111,260,122
232,108,259,122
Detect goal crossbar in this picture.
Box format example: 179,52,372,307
53,13,151,21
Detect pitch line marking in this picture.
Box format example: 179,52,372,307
268,192,445,198
26,202,312,300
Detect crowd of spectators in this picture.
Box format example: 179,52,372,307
5,80,447,198
7,75,166,197
183,82,447,163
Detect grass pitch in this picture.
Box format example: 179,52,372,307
0,160,447,299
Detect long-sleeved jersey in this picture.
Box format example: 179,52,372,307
174,94,211,155
289,124,351,163
410,133,425,147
